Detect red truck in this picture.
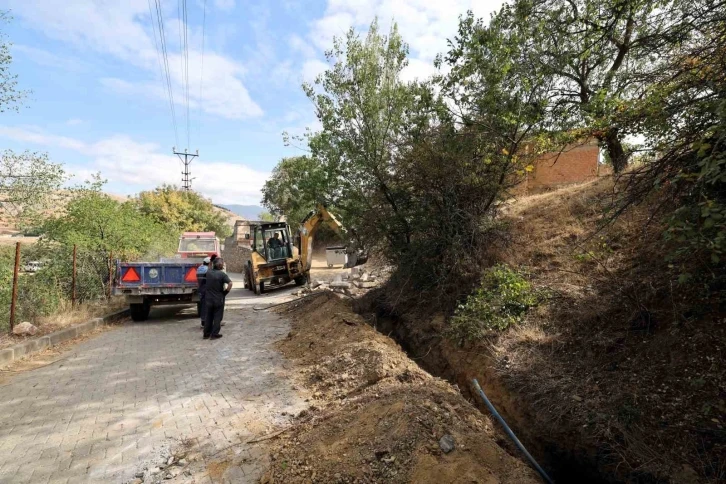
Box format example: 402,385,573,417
177,232,220,260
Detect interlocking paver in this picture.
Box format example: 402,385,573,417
0,285,306,483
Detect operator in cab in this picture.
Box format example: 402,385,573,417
267,232,283,249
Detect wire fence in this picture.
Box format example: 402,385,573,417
1,242,116,333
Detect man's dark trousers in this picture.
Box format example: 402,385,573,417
198,293,206,326
204,301,224,337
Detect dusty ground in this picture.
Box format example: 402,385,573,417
260,292,540,484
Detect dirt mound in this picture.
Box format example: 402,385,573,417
264,292,539,483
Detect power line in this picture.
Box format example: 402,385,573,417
183,0,190,149
198,0,207,141
177,0,185,147
153,0,180,150
147,0,179,146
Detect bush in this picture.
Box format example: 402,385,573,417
0,245,65,331
447,265,540,342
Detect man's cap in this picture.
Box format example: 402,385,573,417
203,257,211,263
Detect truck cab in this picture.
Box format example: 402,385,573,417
177,232,220,259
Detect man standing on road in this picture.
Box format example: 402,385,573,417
204,257,232,340
196,257,210,328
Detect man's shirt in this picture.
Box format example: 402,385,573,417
206,268,231,305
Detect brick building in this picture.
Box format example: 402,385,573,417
518,139,611,193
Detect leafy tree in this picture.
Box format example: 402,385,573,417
257,211,276,222
43,182,176,261
615,0,726,279
1,150,65,223
40,180,177,300
0,14,64,223
137,185,232,238
499,0,686,172
303,19,419,248
261,155,334,225
0,11,28,113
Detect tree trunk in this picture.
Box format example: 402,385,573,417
604,128,628,173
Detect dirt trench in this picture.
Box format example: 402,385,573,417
261,292,543,484
354,296,617,484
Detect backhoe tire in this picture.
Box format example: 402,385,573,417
259,281,265,294
294,275,306,286
130,302,150,322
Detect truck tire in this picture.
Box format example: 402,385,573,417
294,275,306,286
130,302,150,322
259,281,265,295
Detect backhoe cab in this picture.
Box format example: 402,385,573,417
244,205,367,295
245,222,306,294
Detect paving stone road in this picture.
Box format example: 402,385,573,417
0,279,307,483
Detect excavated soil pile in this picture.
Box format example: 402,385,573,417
262,292,539,483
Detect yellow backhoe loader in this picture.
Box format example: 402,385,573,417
244,205,366,295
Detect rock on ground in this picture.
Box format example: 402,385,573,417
12,321,38,336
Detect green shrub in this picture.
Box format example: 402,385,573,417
447,264,540,342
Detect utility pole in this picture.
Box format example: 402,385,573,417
173,147,199,190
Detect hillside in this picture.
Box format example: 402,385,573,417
369,179,725,483
219,204,264,220
0,192,238,236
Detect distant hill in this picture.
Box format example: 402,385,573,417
220,204,264,220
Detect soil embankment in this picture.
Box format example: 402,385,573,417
359,179,725,483
260,292,541,483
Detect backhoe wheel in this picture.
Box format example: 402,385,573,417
245,265,254,291
130,302,150,322
259,281,265,294
294,275,306,286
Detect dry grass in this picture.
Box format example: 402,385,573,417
0,297,126,350
491,177,726,482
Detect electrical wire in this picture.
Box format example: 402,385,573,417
147,0,179,147
183,0,190,149
154,0,180,151
197,0,207,142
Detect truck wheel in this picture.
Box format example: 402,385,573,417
130,302,150,322
258,282,265,295
294,275,306,286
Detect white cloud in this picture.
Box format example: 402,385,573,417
0,126,267,204
302,59,329,82
214,0,236,12
12,44,89,72
303,0,503,81
288,34,317,59
5,0,262,120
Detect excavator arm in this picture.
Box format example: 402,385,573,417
298,204,366,273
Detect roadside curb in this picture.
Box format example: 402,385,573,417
0,308,129,368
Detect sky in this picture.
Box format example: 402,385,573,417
0,0,503,205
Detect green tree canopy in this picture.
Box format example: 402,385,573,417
43,182,176,261
136,185,232,238
261,155,334,225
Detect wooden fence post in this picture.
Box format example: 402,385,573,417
9,242,21,332
108,251,113,299
72,244,77,308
